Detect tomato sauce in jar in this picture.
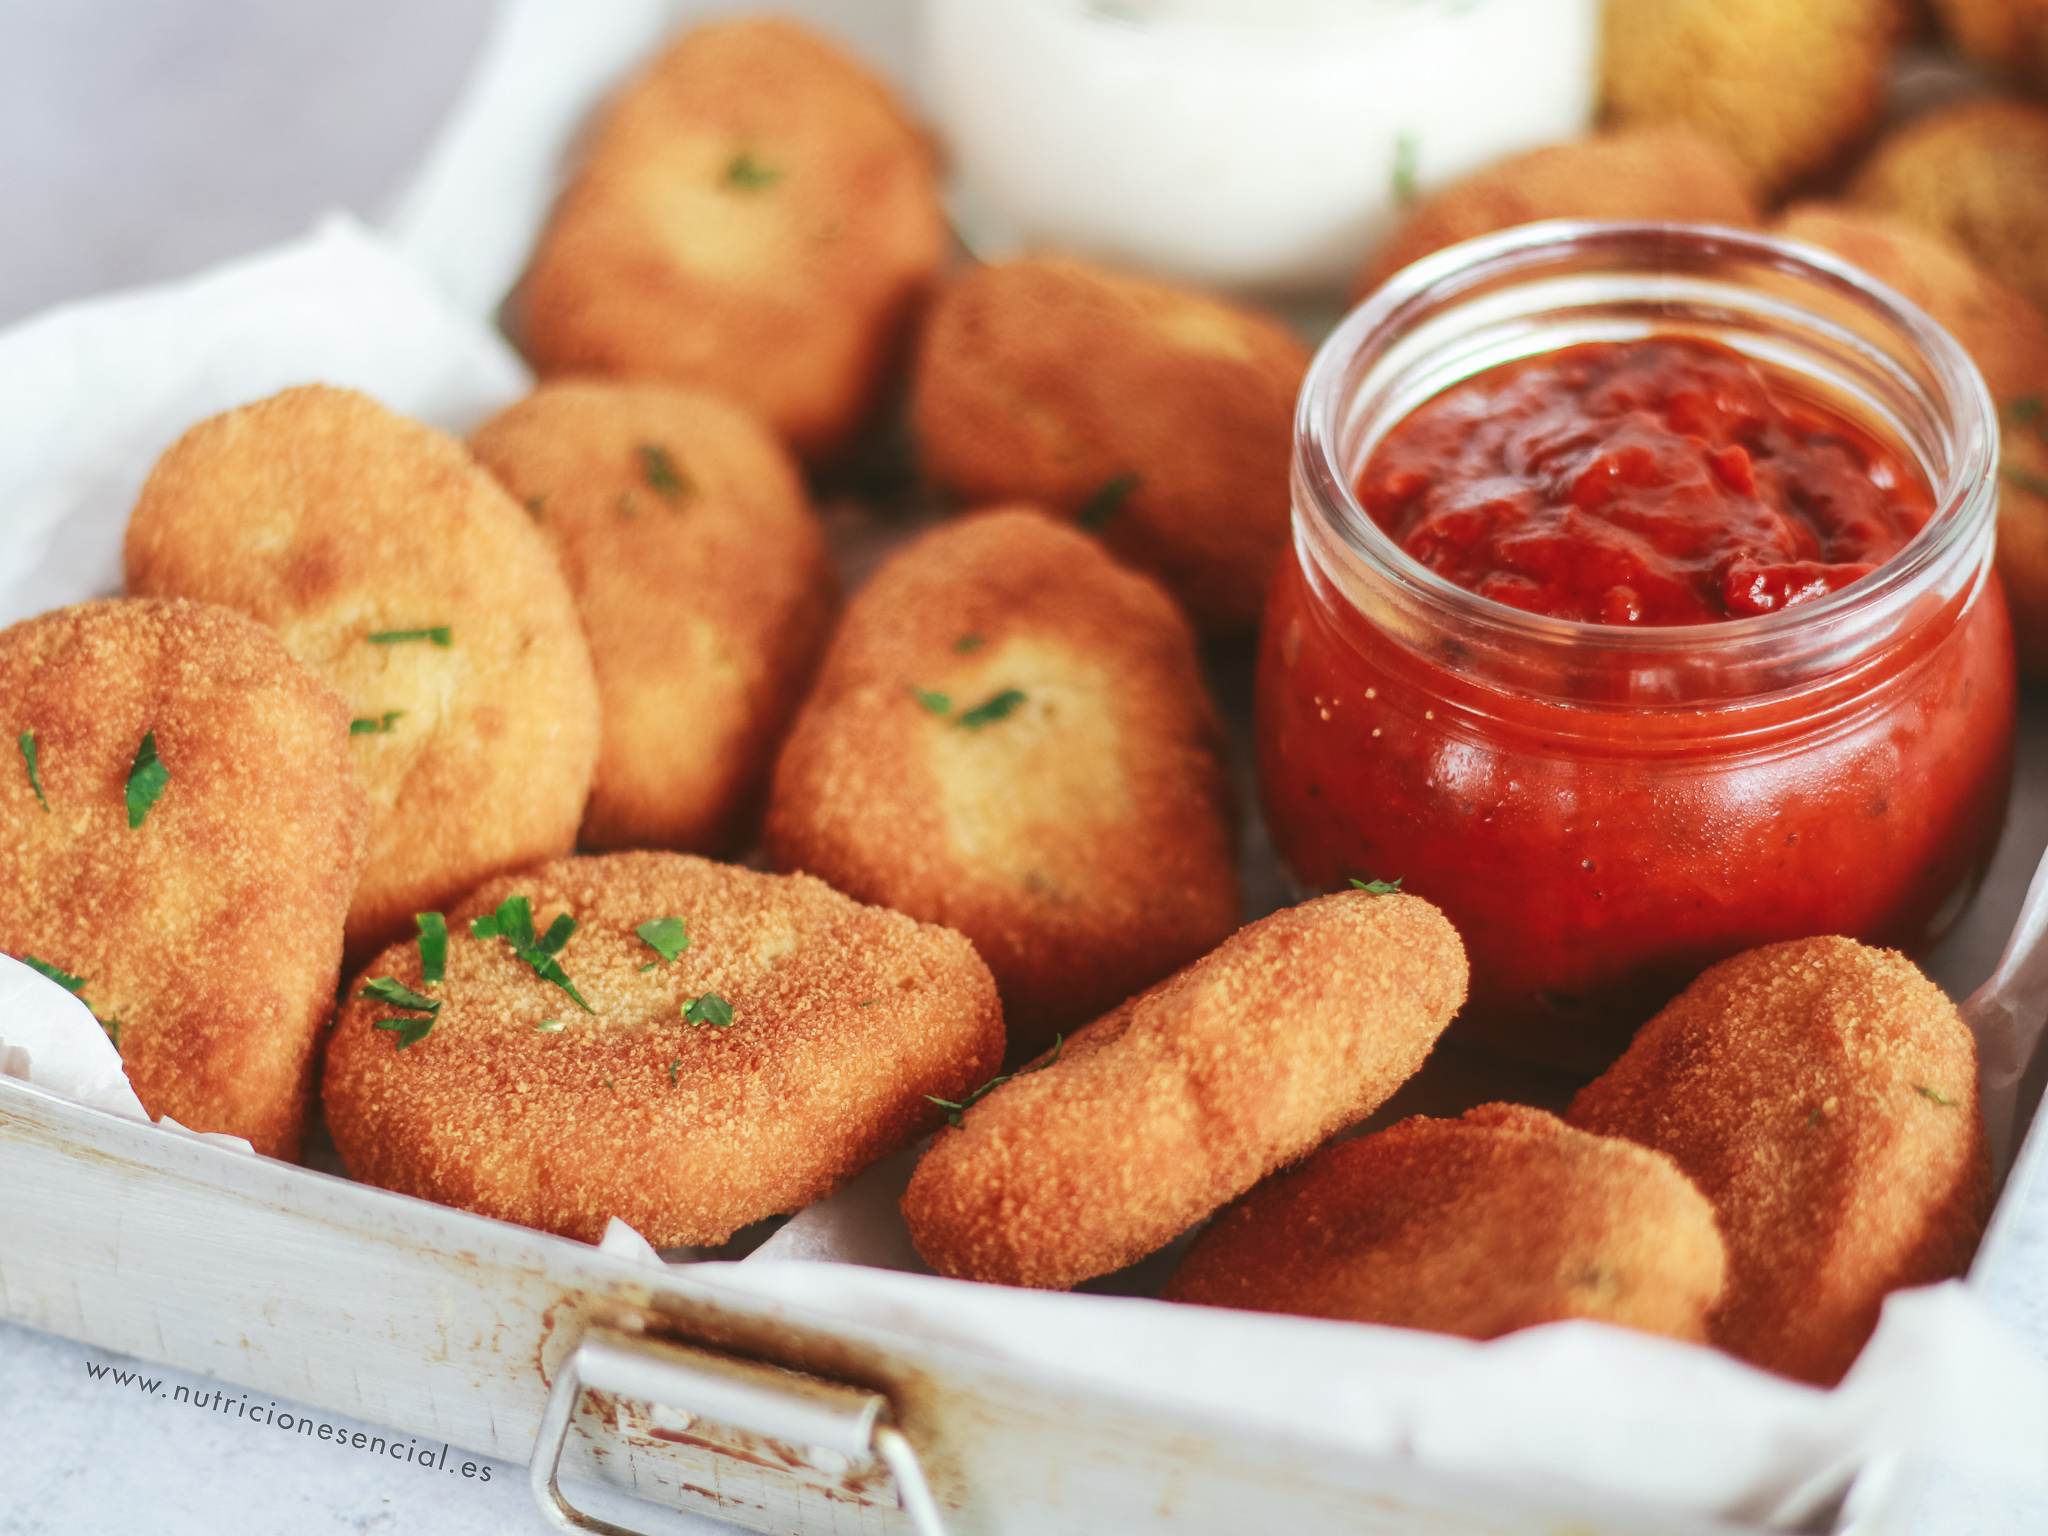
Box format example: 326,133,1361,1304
1258,225,2015,1072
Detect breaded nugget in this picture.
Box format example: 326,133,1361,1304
0,599,367,1158
469,381,836,854
1601,0,1903,198
1354,128,1760,298
1849,100,2048,326
516,18,947,462
1775,203,2048,675
322,851,1002,1246
125,385,600,964
912,256,1309,635
765,508,1239,1052
901,890,1466,1290
1165,1104,1726,1344
1568,937,1989,1386
1929,0,2048,95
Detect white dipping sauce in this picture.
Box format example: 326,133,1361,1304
921,0,1598,296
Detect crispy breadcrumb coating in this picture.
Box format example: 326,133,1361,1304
766,508,1239,1053
124,384,600,964
901,890,1466,1290
0,599,367,1158
516,18,947,462
1568,937,1990,1386
1166,1103,1726,1345
470,380,836,853
323,851,1003,1247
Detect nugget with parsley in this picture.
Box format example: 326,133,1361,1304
124,384,600,964
902,889,1467,1290
765,508,1240,1054
469,380,837,854
322,851,1001,1246
0,599,368,1158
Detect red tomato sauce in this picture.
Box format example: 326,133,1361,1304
1359,336,1933,626
1257,336,2015,1072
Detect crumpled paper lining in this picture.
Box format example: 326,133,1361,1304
3,0,2047,1526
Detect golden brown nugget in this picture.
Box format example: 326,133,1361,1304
517,18,947,462
1165,1104,1727,1345
901,890,1467,1290
469,381,836,853
1850,100,2048,327
125,384,600,964
0,599,367,1158
1602,0,1903,198
1775,203,2048,675
322,851,1002,1247
1568,937,1990,1386
1929,0,2048,95
912,256,1309,635
765,509,1239,1052
1355,129,1760,298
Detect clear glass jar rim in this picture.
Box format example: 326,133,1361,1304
1294,220,2001,658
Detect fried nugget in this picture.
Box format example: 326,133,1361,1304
0,600,367,1158
1849,99,2048,327
1601,0,1903,198
516,18,947,463
124,385,600,963
1165,1104,1726,1344
912,256,1309,635
469,381,836,854
1775,203,2048,676
322,851,1002,1246
901,890,1466,1290
1928,0,2048,95
765,508,1239,1052
1568,937,1990,1386
1354,128,1760,298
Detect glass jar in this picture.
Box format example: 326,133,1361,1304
1256,222,2015,1072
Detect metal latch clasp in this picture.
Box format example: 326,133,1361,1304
528,1326,947,1536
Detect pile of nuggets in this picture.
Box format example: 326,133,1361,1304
0,14,2008,1390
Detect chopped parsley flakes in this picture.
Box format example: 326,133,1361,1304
367,627,452,648
1915,1084,1955,1107
416,912,448,986
912,688,951,715
724,152,782,189
18,730,47,811
953,634,985,654
534,1019,567,1033
958,689,1027,730
374,1017,436,1049
1349,877,1404,895
22,955,86,993
125,731,169,829
927,1035,1065,1127
472,895,594,1013
683,993,735,1028
350,711,404,735
636,917,690,968
359,975,441,1049
638,443,691,506
1075,472,1138,532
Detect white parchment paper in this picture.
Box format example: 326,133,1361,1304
6,0,2048,1527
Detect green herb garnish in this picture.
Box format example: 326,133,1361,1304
357,977,441,1013
683,993,736,1028
534,1019,567,1033
416,913,448,986
1349,877,1404,895
953,634,985,654
724,152,782,190
927,1035,1064,1127
604,1076,616,1092
350,711,404,735
367,627,452,648
18,730,47,812
638,443,691,506
669,1058,680,1086
958,689,1027,730
100,1018,121,1049
1075,472,1138,532
21,956,86,994
472,896,594,1013
1915,1084,1955,1107
912,688,951,715
1391,132,1421,207
636,917,690,967
374,1017,435,1049
125,731,169,830
2001,461,2048,498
